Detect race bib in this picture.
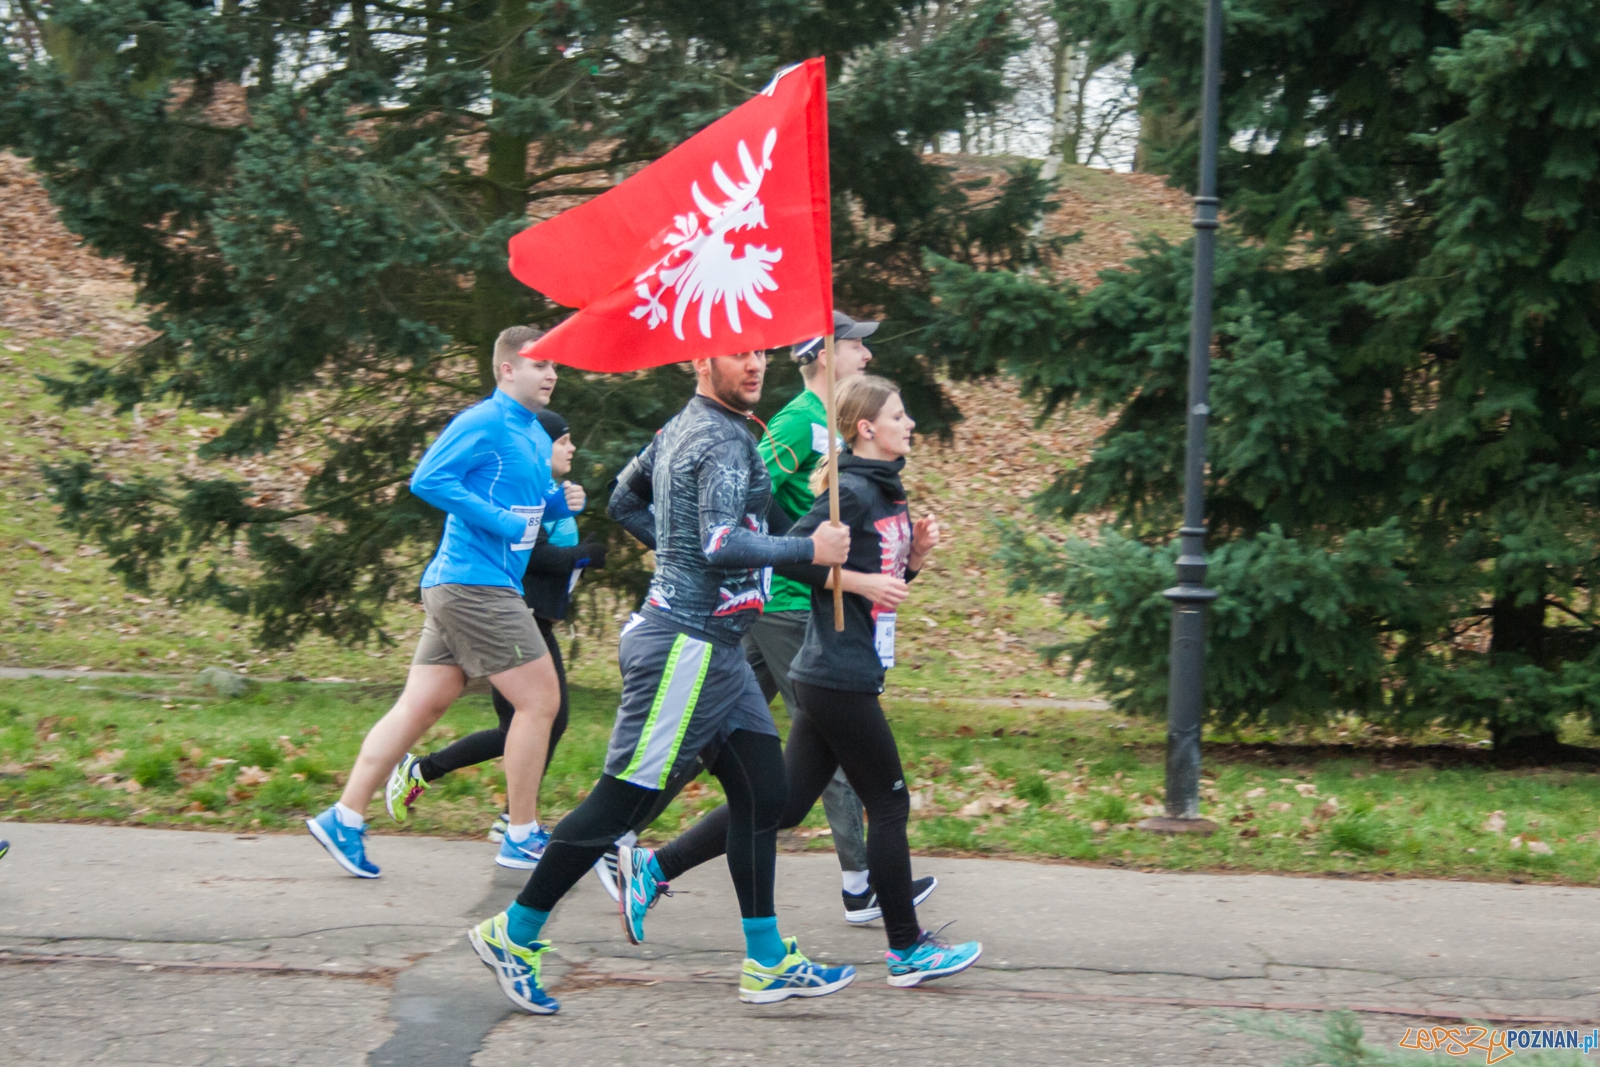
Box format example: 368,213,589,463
874,611,897,669
510,504,544,551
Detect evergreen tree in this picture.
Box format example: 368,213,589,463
929,0,1600,756
0,0,1042,647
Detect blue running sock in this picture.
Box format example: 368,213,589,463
506,902,549,947
742,917,786,967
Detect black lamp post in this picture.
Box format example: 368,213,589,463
1140,0,1222,836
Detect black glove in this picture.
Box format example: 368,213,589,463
574,540,608,571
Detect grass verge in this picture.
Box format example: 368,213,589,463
3,677,1598,885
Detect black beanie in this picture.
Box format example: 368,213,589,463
536,409,570,442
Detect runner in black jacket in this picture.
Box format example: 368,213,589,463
647,374,983,988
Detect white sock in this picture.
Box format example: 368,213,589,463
616,830,639,848
334,802,365,829
841,870,870,896
508,821,540,843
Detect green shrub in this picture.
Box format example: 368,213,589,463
917,816,977,851
254,775,310,812
120,748,179,790
1326,813,1386,854
1096,749,1141,774
240,737,282,769
1089,793,1131,824
187,782,228,812
285,755,332,784
1013,772,1052,806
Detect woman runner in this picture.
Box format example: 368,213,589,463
618,374,983,987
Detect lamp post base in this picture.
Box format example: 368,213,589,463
1137,816,1218,836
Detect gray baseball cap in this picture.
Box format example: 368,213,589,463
792,310,880,364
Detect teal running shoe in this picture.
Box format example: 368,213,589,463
306,807,379,878
384,753,428,825
495,825,550,870
617,845,670,944
0,839,8,861
468,912,559,1014
739,942,856,1004
885,927,983,988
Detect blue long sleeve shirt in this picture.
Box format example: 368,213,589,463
412,389,561,593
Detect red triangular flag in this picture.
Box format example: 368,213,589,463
508,58,832,372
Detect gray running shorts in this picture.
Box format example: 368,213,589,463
412,584,547,679
604,613,777,791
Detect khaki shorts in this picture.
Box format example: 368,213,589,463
412,584,547,679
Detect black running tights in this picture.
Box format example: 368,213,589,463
417,617,569,782
516,729,785,918
654,683,918,950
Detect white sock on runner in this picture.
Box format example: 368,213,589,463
334,802,365,829
841,870,870,896
616,830,638,848
507,821,539,843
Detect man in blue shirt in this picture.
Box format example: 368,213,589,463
308,325,581,878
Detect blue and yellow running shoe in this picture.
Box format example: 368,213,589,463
495,825,550,870
739,943,856,1004
617,845,670,944
885,928,983,988
467,912,559,1014
0,839,9,861
306,806,379,878
384,753,428,825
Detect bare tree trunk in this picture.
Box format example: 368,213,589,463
1039,24,1077,183
471,0,534,388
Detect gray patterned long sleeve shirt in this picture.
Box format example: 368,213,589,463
609,395,815,646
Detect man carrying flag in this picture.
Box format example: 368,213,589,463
469,57,858,1013
467,350,853,1012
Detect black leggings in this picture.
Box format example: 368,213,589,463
516,729,785,919
655,682,918,950
417,617,569,783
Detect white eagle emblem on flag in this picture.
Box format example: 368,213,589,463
631,128,783,340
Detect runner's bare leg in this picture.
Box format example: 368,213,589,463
491,654,562,826
338,664,465,816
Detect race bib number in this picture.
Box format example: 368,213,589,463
510,504,544,551
874,612,897,669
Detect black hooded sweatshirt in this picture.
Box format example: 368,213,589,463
779,453,918,695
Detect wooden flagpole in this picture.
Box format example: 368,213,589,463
823,334,845,631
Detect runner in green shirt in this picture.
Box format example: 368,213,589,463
748,311,938,924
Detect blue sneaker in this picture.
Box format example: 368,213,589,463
739,942,856,1004
495,825,550,870
306,807,379,878
468,911,559,1014
885,927,983,988
617,845,670,944
0,839,8,861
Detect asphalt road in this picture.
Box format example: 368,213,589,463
3,821,1596,1066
